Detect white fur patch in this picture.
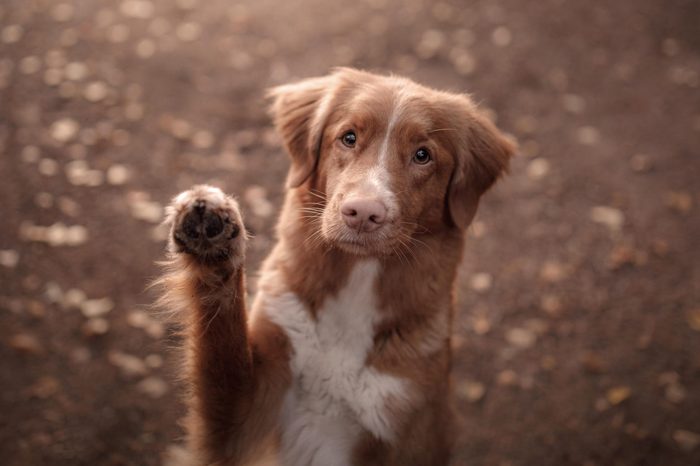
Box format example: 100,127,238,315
363,94,405,214
259,260,409,466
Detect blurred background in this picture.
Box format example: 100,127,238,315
1,0,699,464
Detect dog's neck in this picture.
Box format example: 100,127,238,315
266,187,466,322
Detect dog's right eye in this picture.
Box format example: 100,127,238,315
341,131,357,148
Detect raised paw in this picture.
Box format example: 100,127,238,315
166,185,246,265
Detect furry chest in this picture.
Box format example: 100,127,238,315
262,260,409,465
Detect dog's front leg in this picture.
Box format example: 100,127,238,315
163,185,287,465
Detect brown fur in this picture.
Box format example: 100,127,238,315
159,68,514,465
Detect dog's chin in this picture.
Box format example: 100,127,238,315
324,229,398,257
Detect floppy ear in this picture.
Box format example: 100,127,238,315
447,108,515,229
267,75,337,188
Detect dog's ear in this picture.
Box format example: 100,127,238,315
267,75,338,188
447,104,515,229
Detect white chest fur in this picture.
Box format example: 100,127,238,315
260,260,409,466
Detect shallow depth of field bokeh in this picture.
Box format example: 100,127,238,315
1,0,699,464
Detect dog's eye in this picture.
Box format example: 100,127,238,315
341,131,357,148
413,148,431,165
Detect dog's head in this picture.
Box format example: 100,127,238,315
269,68,514,256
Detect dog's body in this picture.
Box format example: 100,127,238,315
160,69,514,465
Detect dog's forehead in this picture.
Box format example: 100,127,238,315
343,80,437,131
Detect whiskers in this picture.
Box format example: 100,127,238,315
390,222,435,267
296,189,331,251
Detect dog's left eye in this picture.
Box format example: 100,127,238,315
412,148,431,165
341,131,357,148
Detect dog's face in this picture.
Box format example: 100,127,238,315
269,68,514,256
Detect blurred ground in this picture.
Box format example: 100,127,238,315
1,0,699,464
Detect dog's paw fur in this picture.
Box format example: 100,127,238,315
166,185,246,266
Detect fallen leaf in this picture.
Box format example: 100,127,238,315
606,386,631,405
137,376,169,398
687,309,700,331
82,318,110,336
457,380,486,402
80,298,114,317
0,249,19,268
540,261,567,283
527,158,550,180
665,191,693,214
470,273,492,292
108,351,148,377
673,430,700,451
590,206,624,231
665,382,687,404
50,118,79,143
9,333,44,355
506,327,537,349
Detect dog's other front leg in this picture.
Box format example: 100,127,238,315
162,185,288,465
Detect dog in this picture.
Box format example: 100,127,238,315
159,68,514,465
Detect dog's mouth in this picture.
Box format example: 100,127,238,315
325,226,402,257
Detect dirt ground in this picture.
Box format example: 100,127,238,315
1,0,699,464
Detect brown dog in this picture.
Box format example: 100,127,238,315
159,68,514,465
